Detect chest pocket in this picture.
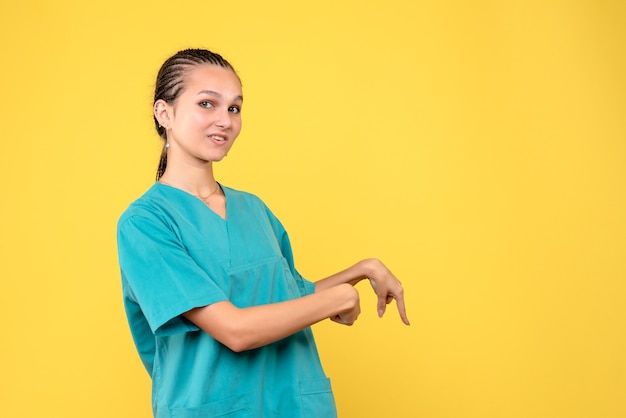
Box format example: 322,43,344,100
228,256,301,308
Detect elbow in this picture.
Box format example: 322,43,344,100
219,330,248,352
221,333,258,353
227,340,251,353
186,302,267,352
187,303,259,352
217,326,261,353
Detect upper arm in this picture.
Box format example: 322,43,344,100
117,213,228,336
183,301,242,349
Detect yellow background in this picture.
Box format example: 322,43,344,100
1,1,625,417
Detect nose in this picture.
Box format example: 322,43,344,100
215,108,232,129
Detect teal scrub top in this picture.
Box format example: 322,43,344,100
117,183,337,418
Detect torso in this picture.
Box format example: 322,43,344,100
205,191,226,219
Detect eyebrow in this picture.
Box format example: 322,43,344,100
197,89,243,102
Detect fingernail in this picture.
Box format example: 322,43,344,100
378,309,384,318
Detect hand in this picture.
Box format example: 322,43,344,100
330,307,361,325
330,285,361,326
361,259,410,325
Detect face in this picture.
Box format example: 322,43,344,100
155,64,243,165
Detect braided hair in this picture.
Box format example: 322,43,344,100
153,49,238,179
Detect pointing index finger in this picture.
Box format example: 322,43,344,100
395,294,410,326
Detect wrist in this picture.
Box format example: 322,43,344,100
357,258,379,280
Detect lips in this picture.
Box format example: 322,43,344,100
208,134,227,142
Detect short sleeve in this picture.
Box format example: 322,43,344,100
117,211,228,336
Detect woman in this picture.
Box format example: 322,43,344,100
117,48,409,418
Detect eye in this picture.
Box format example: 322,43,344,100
228,105,241,114
199,101,214,108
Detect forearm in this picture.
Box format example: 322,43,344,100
314,259,375,292
184,283,358,352
315,258,411,325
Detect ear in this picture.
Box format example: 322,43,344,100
154,99,172,129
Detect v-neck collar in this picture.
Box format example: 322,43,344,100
156,181,228,221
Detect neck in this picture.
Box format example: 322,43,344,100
158,162,219,197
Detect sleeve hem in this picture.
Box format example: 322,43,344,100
151,293,229,337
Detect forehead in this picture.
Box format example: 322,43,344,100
182,64,242,99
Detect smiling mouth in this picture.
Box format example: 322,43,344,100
209,134,226,142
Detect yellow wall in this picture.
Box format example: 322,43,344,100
1,1,625,417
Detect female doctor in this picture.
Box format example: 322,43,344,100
117,48,410,418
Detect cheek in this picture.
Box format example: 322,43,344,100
190,111,207,126
173,113,200,132
232,118,243,134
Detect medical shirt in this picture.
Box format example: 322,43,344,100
117,183,337,418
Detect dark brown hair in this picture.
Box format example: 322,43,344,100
153,49,238,179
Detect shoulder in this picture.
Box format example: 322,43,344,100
117,183,172,229
224,185,289,233
222,184,263,202
223,184,286,226
222,184,271,211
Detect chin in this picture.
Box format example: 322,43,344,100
205,154,227,163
